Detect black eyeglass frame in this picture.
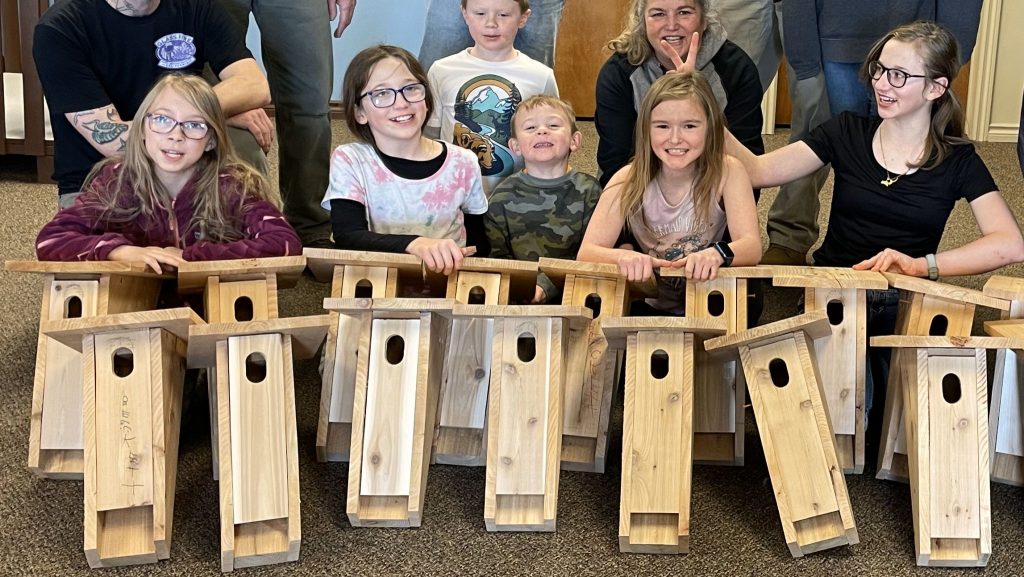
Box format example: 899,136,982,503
144,113,210,140
867,61,929,88
359,83,427,109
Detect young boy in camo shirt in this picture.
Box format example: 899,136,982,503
485,95,602,303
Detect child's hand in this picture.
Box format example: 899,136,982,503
659,31,701,75
616,252,673,282
678,247,724,281
530,285,547,304
852,248,926,277
109,245,185,274
407,237,474,276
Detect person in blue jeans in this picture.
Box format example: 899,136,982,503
216,0,357,248
418,0,565,69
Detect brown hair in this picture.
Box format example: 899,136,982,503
81,73,278,242
460,0,529,11
861,20,967,170
341,45,435,146
619,71,725,229
608,0,708,66
510,94,578,137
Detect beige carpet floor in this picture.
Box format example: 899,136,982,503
1,122,1023,576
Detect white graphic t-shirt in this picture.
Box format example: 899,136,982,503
427,49,559,194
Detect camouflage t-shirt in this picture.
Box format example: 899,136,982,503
485,169,602,302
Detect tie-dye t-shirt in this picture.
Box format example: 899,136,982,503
321,142,488,245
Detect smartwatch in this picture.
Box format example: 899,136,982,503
711,241,734,267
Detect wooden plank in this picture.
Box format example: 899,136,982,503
94,329,154,512
154,329,186,559
101,275,163,315
537,257,657,296
983,275,1024,301
451,304,594,321
44,308,202,350
216,341,235,571
176,256,305,292
705,311,832,353
303,248,423,283
83,334,100,566
883,273,1010,310
494,318,552,496
361,319,420,496
871,335,1024,350
39,280,97,450
771,267,888,290
323,297,455,315
188,315,329,367
806,287,859,437
4,260,165,277
327,313,371,425
229,334,288,524
928,354,981,539
438,318,491,430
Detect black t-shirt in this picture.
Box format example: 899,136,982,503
804,113,997,267
34,0,251,195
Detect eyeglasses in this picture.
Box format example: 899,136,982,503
359,83,427,108
867,61,929,88
145,113,209,139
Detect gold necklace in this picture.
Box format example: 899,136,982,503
878,124,908,187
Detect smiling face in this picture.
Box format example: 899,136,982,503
648,96,706,176
354,57,429,151
644,0,704,69
143,87,214,194
462,0,530,61
872,39,946,120
509,104,581,169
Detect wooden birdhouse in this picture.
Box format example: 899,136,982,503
182,257,327,572
452,303,592,531
305,249,436,463
43,308,201,568
5,261,166,479
705,311,859,557
980,276,1024,486
772,267,888,473
537,258,652,474
875,274,1009,483
322,297,454,528
602,316,726,554
870,334,1018,567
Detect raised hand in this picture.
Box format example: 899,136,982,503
658,31,701,74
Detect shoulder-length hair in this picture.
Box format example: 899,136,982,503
619,71,725,229
860,20,968,170
81,73,278,242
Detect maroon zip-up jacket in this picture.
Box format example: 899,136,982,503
36,164,301,262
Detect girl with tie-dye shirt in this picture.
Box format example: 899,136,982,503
322,45,488,275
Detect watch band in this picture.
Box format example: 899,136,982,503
925,253,939,280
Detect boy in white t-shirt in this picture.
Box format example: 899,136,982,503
425,0,559,194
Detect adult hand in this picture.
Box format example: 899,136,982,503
616,252,673,282
530,284,547,304
852,248,927,277
328,0,357,38
407,237,475,275
109,245,186,274
678,247,724,280
658,31,701,74
227,108,275,153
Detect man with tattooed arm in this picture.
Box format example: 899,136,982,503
34,0,273,209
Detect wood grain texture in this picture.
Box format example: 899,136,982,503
882,273,1009,310
176,256,305,291
44,307,201,350
187,315,328,367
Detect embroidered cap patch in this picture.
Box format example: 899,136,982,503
155,33,197,69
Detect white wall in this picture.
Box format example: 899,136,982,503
243,0,429,101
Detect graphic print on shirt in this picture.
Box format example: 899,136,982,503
452,75,521,180
648,218,709,262
155,34,197,69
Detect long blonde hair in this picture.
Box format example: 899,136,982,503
81,73,279,242
861,21,967,170
619,72,725,228
607,0,708,66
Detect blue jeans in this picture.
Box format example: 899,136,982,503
217,0,334,245
823,60,875,116
418,0,566,70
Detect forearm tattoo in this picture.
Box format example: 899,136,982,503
72,108,129,148
111,1,142,16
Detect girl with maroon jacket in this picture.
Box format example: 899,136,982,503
36,74,300,273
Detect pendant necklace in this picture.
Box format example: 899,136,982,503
878,124,908,187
